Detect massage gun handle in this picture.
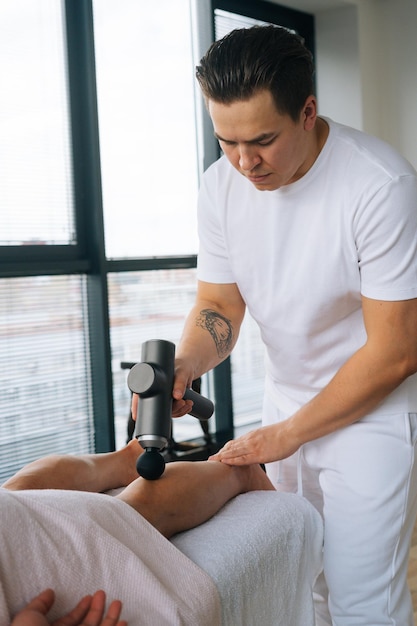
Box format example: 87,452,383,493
183,388,214,421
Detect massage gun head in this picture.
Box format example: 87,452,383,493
136,448,166,481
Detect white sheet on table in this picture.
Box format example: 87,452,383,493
172,491,323,626
0,488,221,626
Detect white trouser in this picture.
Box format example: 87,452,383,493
262,394,417,626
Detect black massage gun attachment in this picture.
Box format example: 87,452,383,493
127,339,214,480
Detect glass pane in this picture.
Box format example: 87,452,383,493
108,269,212,449
93,0,199,259
0,276,94,483
0,0,75,246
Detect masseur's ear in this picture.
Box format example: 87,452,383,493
302,95,317,130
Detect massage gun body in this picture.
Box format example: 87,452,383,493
127,339,214,479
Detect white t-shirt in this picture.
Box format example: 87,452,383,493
197,118,417,414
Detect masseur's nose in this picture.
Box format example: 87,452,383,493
238,146,261,171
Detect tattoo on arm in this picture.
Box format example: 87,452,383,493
196,309,233,359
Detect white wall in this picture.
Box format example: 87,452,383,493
315,4,362,130
279,0,417,166
312,0,417,168
356,0,417,168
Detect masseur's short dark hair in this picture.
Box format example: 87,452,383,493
196,25,315,121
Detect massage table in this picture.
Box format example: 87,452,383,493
0,487,323,625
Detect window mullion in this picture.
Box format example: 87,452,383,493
64,0,115,451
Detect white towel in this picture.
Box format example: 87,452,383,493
172,491,323,626
0,488,221,626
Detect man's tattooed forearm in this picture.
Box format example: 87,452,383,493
196,309,233,358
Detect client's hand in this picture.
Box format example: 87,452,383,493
11,588,127,626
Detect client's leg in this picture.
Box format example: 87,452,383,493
3,444,275,540
116,460,275,538
2,439,142,492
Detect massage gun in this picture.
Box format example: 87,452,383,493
127,339,214,480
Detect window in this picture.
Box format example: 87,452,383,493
0,0,314,482
92,0,205,449
0,0,95,483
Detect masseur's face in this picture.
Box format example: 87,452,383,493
208,89,319,191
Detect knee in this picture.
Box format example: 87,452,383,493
1,455,63,490
2,474,35,490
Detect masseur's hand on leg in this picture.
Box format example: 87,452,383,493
209,422,300,466
11,588,127,626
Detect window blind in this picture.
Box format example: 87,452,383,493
214,7,270,39
0,0,75,246
0,276,94,483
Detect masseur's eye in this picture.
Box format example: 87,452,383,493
258,137,276,146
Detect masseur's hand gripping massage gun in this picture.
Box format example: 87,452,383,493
127,339,214,480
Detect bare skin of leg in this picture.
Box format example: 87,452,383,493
2,439,142,492
116,460,275,538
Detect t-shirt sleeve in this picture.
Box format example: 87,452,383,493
356,173,417,301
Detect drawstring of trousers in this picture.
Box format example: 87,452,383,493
275,446,304,497
296,447,303,496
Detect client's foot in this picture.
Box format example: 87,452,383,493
235,463,275,493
